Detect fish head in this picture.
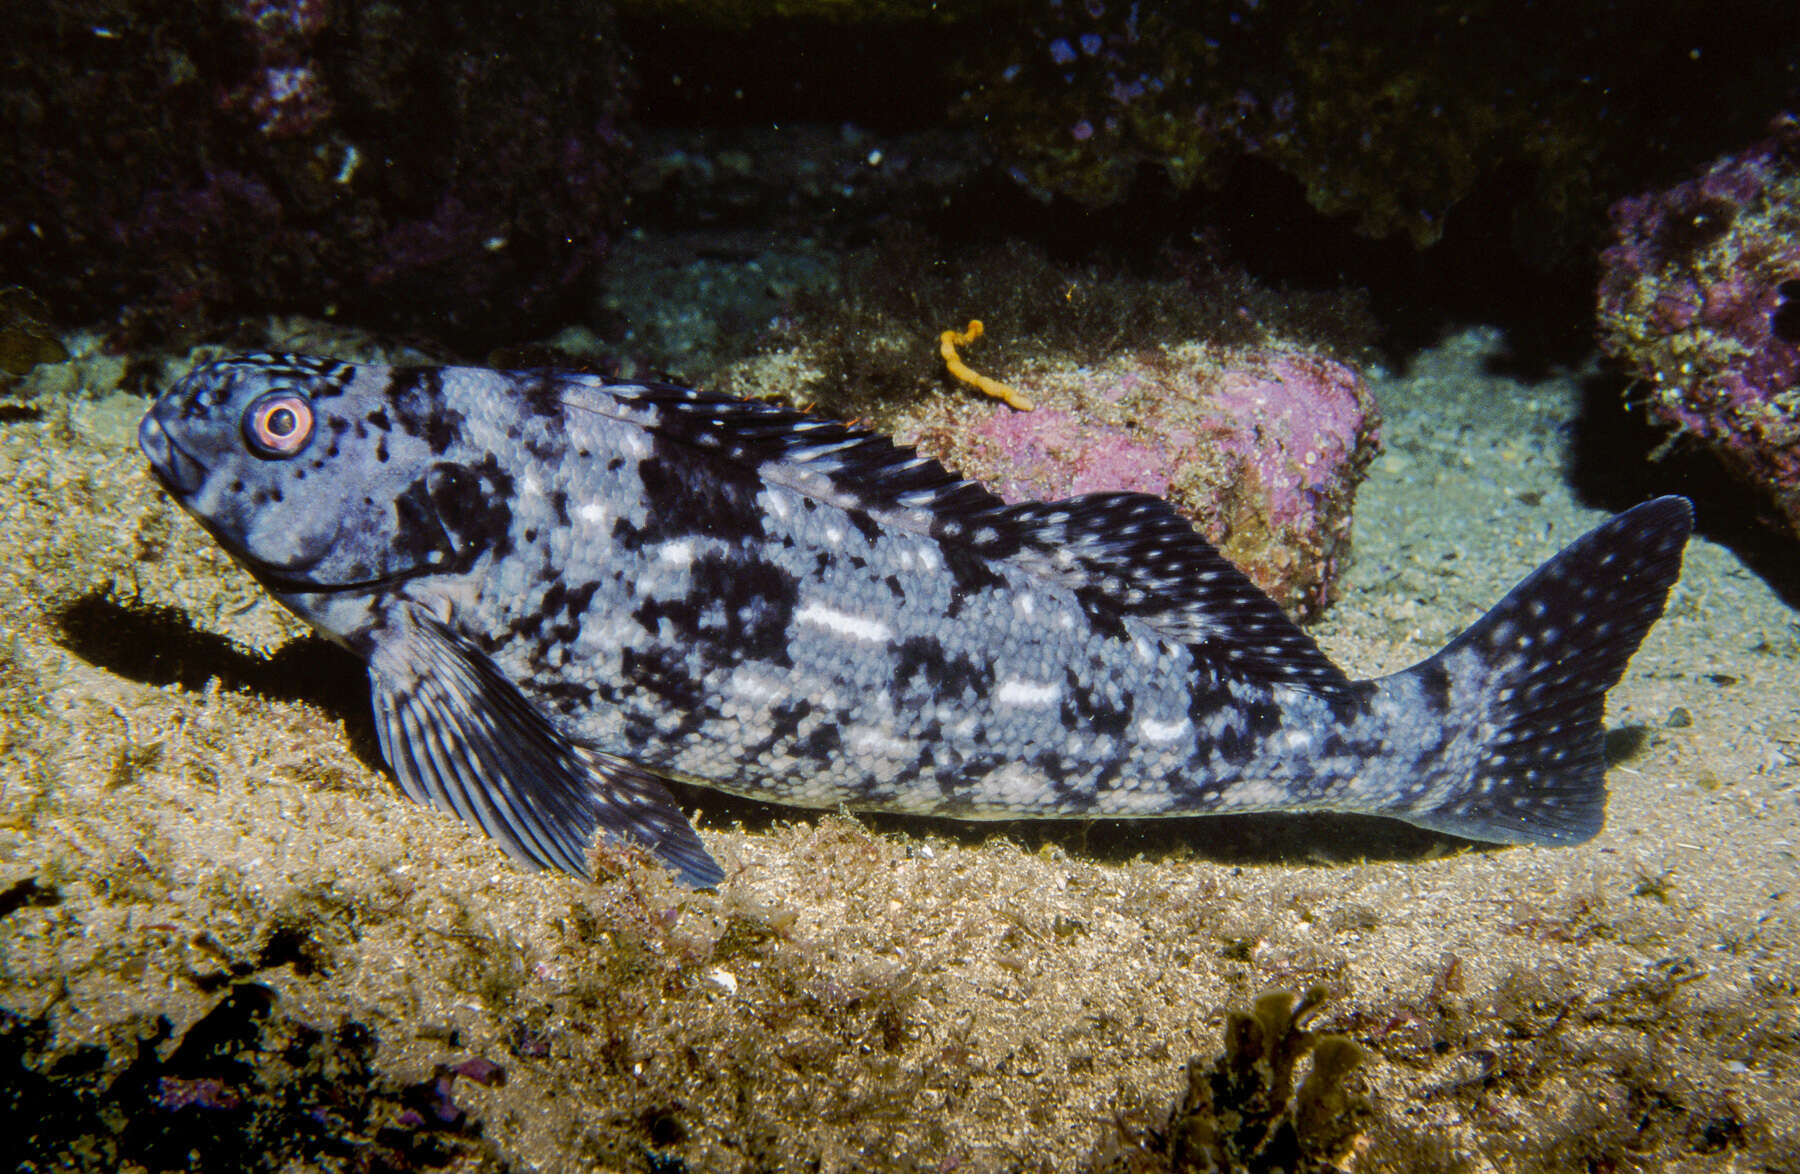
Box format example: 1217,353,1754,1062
139,354,464,594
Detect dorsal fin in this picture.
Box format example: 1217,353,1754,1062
592,380,1009,521
999,494,1353,692
574,379,1350,693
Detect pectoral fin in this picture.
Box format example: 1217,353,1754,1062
366,608,723,887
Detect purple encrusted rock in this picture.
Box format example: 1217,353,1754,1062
1598,113,1800,540
896,344,1381,619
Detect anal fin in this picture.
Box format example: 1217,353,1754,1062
367,607,723,887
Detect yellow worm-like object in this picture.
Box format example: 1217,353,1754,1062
939,320,1033,411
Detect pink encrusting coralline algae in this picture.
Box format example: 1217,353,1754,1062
1597,113,1800,541
898,343,1381,619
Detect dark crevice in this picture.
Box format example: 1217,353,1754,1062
1570,370,1800,609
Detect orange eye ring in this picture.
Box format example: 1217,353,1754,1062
243,392,314,458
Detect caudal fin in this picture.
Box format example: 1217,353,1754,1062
1395,496,1692,845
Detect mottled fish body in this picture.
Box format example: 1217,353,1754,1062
139,355,1691,885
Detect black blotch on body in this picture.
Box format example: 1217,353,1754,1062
391,481,457,567
735,697,819,767
794,721,842,761
1206,693,1284,766
520,427,563,464
522,372,565,418
385,367,461,455
1060,669,1132,738
879,740,940,800
1031,747,1077,791
428,455,515,561
522,676,596,718
507,382,566,461
620,645,707,712
531,580,601,647
892,635,993,702
1409,659,1454,717
938,543,1007,618
767,698,814,742
847,510,884,545
932,754,1006,807
1061,758,1122,811
633,550,800,668
621,437,768,546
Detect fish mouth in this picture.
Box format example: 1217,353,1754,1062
138,411,207,497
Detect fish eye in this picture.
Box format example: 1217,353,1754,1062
243,391,315,458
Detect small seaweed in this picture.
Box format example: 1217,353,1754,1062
1631,865,1677,903
432,910,536,1014
1090,987,1372,1173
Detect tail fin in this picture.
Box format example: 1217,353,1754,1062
1392,497,1692,845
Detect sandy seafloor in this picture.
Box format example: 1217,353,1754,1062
1,323,1797,1172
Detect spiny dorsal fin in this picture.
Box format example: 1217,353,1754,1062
583,380,1348,692
598,380,1008,521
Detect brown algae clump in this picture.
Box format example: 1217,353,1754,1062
1094,987,1371,1173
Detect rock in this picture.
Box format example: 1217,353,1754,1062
893,342,1381,619
1597,113,1800,541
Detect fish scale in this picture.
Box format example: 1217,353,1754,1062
139,355,1693,887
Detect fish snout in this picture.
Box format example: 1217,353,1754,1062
138,410,206,497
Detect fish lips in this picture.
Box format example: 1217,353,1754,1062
138,411,208,498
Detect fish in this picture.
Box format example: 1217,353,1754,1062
137,354,1693,887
